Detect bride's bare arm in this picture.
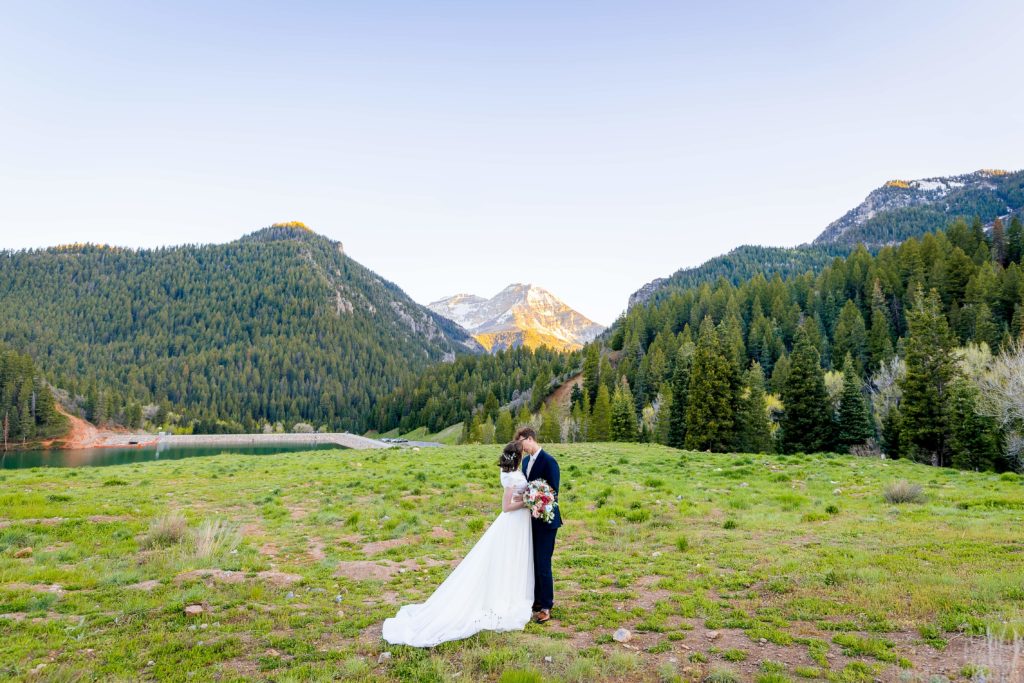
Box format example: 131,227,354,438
502,487,525,512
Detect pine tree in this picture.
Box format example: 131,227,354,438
948,378,1000,471
530,369,552,411
666,342,693,448
610,377,639,441
483,391,499,422
569,383,584,410
734,362,773,453
832,300,867,372
539,403,561,443
1008,215,1023,264
899,288,958,467
684,318,735,451
589,384,612,441
867,282,895,372
836,354,873,452
495,409,514,444
479,415,496,444
516,404,533,431
769,353,790,395
582,344,601,404
780,322,834,453
992,218,1008,267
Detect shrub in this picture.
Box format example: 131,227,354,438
703,668,740,683
675,536,689,552
722,648,748,662
141,511,188,548
498,670,542,683
192,519,239,558
723,519,737,529
883,480,925,504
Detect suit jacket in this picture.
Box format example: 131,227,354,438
523,448,563,530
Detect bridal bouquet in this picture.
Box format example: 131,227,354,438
523,479,558,524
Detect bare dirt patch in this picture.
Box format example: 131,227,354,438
361,537,418,556
174,569,302,587
334,557,444,581
87,514,131,523
308,538,326,561
125,580,161,591
430,526,454,540
0,517,67,528
3,583,66,595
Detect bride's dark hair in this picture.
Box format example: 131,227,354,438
498,440,523,472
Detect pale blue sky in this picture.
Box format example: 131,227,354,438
2,1,1023,325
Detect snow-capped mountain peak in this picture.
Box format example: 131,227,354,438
428,284,604,352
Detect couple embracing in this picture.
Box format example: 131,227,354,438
382,427,562,647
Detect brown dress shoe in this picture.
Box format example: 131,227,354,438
535,609,551,624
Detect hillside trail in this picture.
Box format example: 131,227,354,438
545,373,583,410
47,404,101,448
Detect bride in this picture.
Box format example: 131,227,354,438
382,441,534,647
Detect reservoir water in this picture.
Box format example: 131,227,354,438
0,443,347,470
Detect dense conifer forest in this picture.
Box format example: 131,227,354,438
0,225,479,433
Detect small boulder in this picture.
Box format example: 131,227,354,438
705,630,720,640
612,628,632,643
184,604,204,617
378,651,392,664
13,547,32,558
543,656,553,663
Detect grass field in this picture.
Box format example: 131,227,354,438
1,444,1023,682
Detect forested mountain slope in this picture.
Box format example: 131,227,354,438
0,224,481,433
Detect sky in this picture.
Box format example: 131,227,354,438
2,1,1023,326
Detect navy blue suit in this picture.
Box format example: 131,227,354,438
523,448,561,610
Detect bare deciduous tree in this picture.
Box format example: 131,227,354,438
977,339,1024,471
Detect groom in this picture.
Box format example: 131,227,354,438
515,426,562,624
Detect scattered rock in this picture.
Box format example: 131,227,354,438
286,592,295,600
543,656,554,663
651,551,662,558
13,547,33,558
147,661,155,667
833,488,842,495
184,605,204,617
378,651,392,664
613,628,632,643
334,558,441,581
705,630,720,640
174,569,301,587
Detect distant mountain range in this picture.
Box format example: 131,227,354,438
814,169,1024,247
630,168,1024,308
429,284,604,352
0,223,482,432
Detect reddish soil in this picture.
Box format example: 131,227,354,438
545,373,583,410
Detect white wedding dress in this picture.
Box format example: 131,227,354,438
382,470,535,647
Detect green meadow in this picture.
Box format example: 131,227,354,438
1,444,1022,682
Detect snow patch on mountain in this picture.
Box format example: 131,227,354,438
428,284,605,352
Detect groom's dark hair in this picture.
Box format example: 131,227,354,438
514,426,537,441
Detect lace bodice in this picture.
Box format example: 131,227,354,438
500,470,527,493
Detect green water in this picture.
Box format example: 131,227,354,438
0,443,347,470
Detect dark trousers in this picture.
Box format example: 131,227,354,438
532,526,558,610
